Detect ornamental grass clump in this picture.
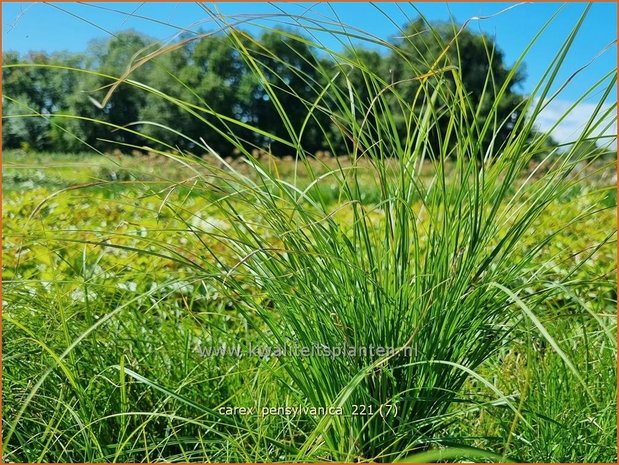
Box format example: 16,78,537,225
154,9,612,461
3,4,615,462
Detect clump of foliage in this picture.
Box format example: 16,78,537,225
2,4,616,463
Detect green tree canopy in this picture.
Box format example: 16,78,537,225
2,19,551,158
59,31,155,151
384,19,526,158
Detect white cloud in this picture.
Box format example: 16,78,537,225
533,99,617,149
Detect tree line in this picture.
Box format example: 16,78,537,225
3,20,538,157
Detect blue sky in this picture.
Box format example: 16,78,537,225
2,2,617,145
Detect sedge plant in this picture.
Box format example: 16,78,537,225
3,4,616,462
147,8,613,461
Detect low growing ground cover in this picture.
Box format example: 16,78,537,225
3,150,616,462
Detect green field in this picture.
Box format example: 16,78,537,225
2,5,618,461
3,149,616,462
